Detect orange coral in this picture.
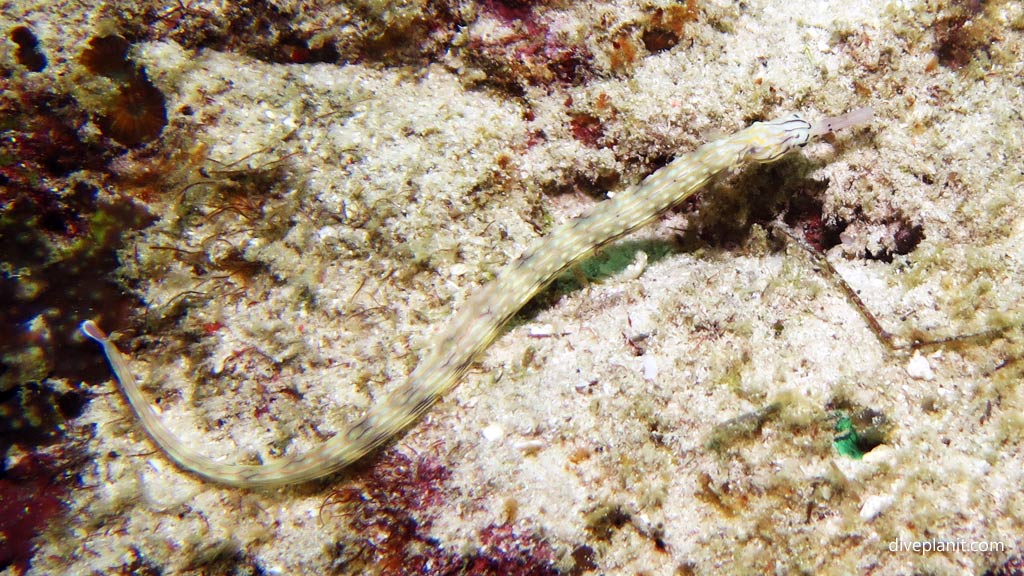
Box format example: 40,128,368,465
97,75,167,147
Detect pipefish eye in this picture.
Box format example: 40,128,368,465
743,143,782,163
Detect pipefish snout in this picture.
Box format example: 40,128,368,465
83,108,874,488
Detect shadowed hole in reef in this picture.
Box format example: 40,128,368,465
10,26,47,72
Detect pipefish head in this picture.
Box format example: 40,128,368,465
738,108,874,164
737,114,815,164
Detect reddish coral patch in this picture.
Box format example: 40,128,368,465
324,450,563,575
202,321,225,335
783,193,845,252
485,0,538,22
469,523,559,575
464,4,594,92
0,454,66,573
569,113,604,148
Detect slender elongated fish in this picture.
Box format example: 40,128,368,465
83,107,874,487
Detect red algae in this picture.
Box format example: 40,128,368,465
0,454,66,573
323,450,562,575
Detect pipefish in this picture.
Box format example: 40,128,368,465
82,107,874,488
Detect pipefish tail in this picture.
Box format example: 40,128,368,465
82,108,874,488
